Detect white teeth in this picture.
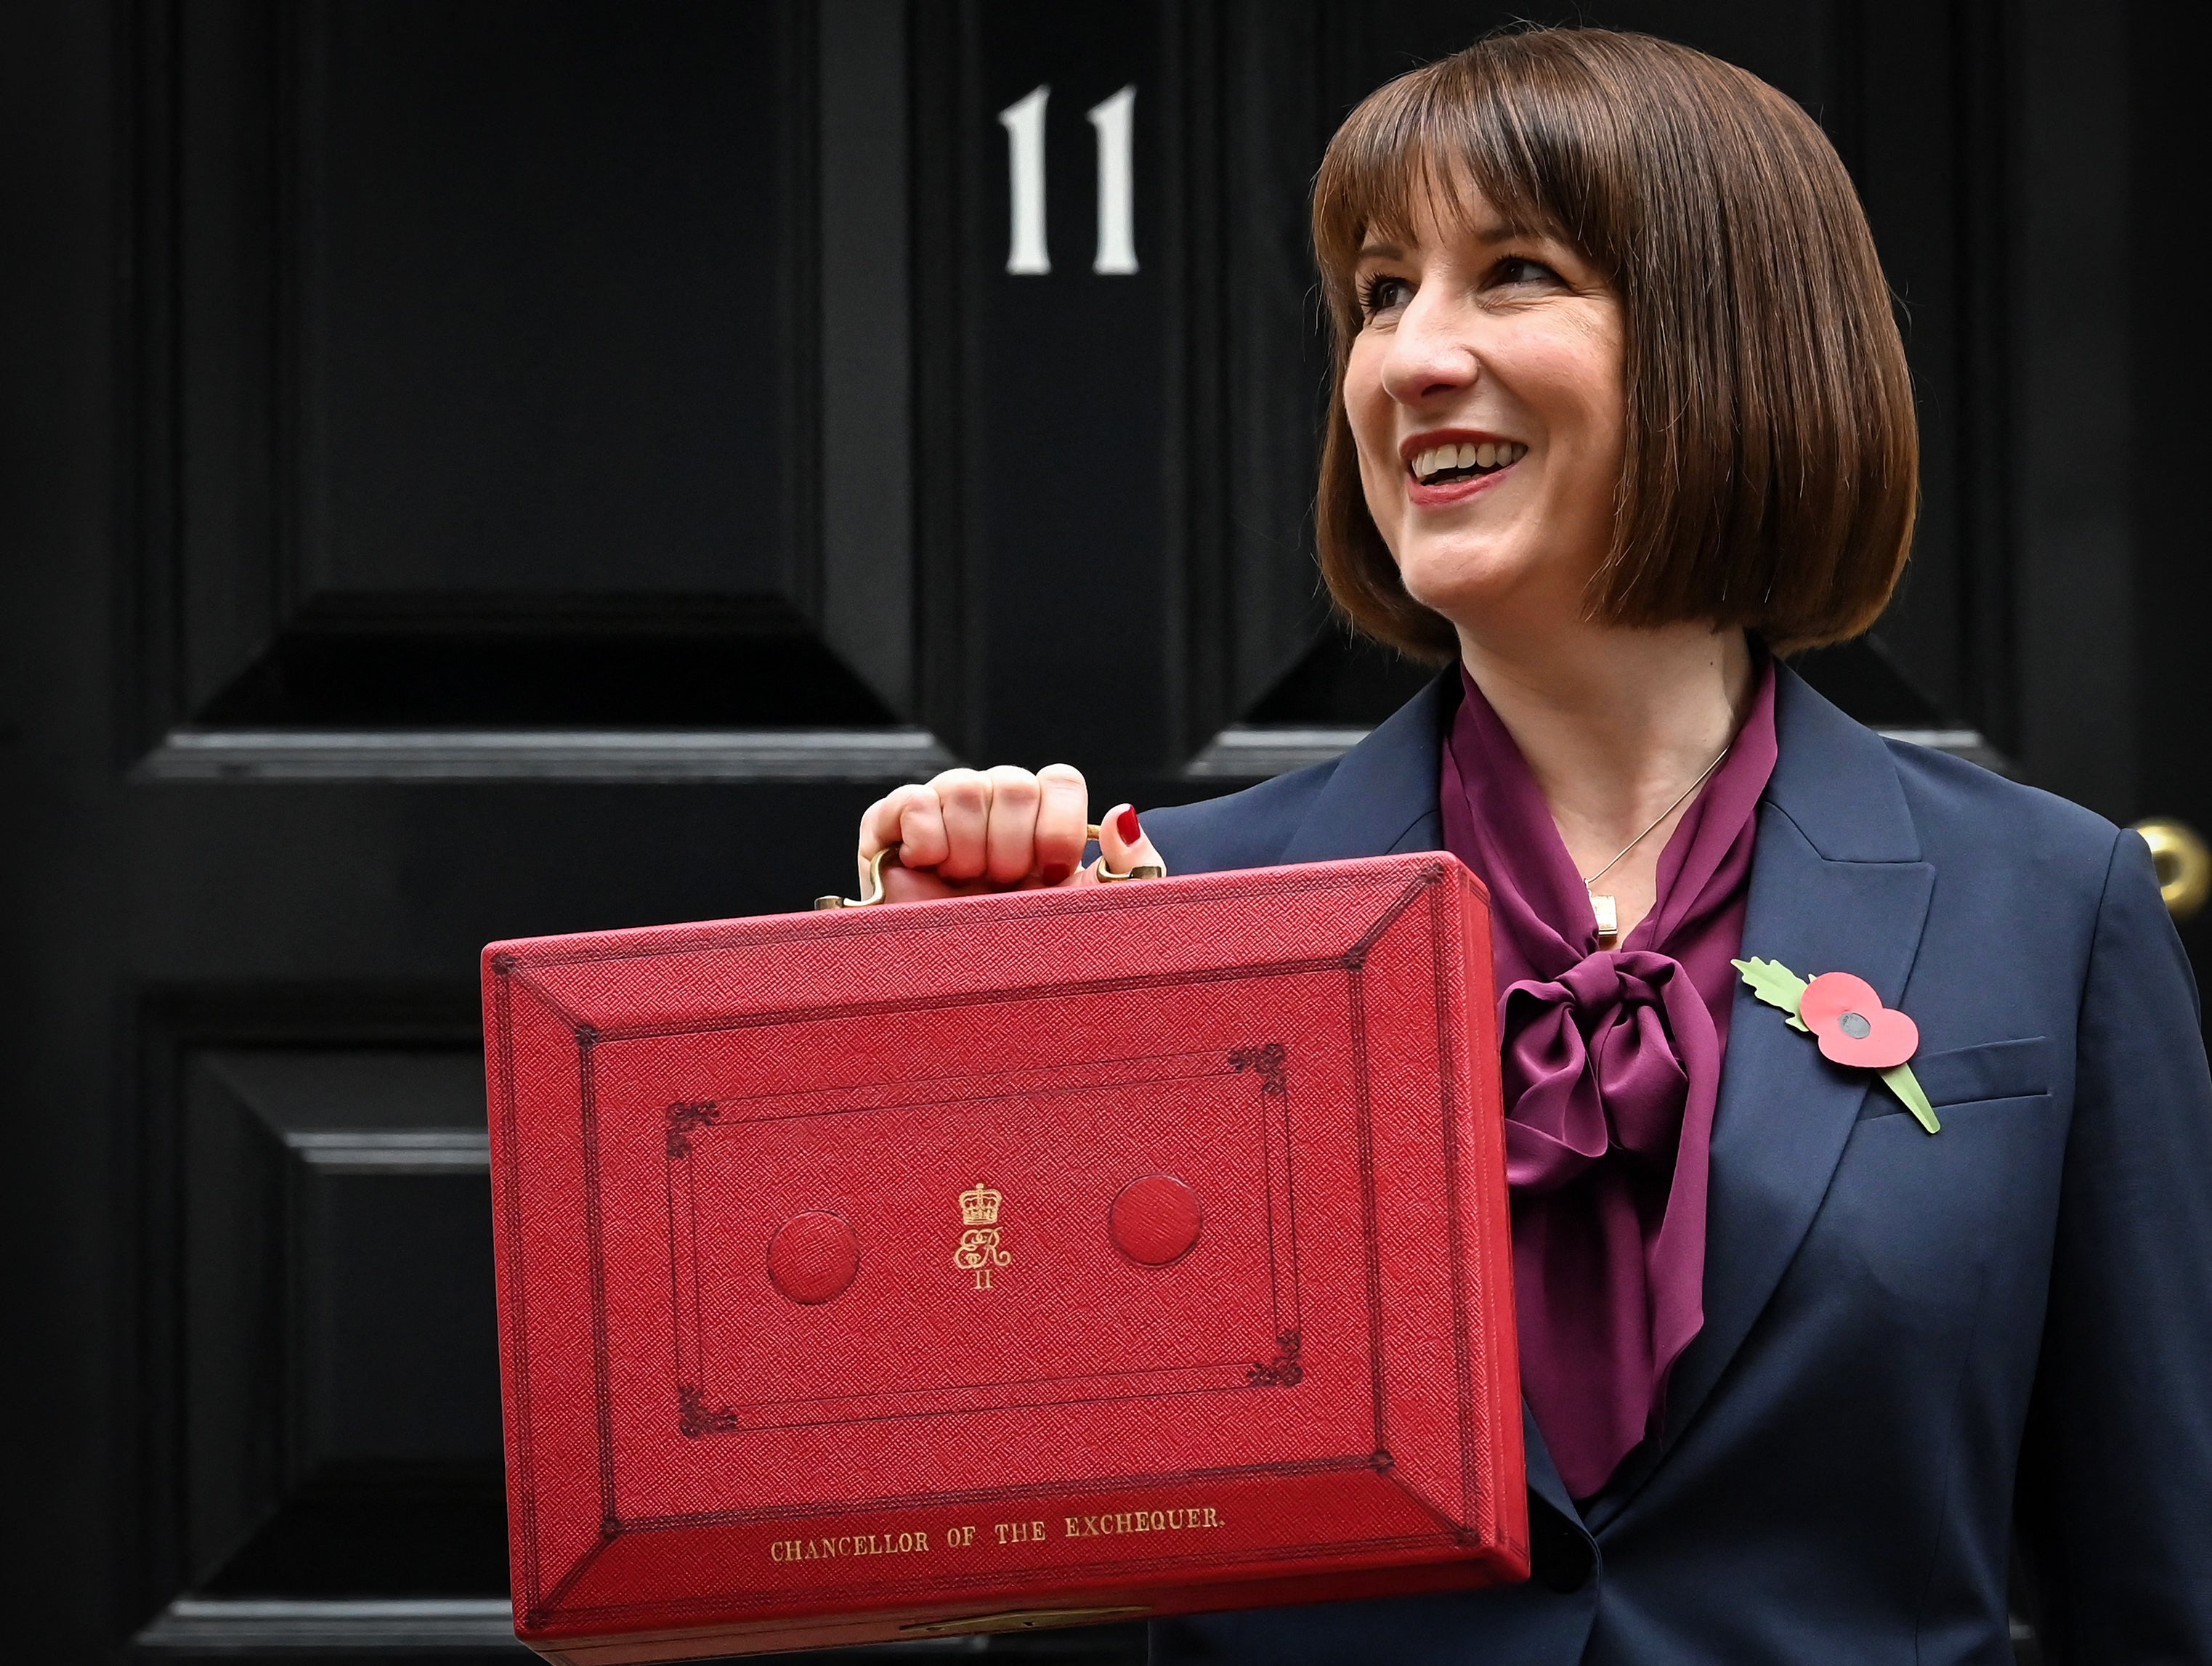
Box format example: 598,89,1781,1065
1410,440,1526,481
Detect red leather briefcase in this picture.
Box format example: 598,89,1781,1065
482,851,1527,1662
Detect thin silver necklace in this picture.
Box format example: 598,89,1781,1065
1580,744,1730,948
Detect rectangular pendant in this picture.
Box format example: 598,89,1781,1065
1590,891,1619,946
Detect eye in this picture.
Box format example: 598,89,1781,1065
1358,272,1414,319
1490,255,1563,289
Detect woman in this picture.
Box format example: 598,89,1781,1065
857,28,2212,1664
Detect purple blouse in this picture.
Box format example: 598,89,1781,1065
1439,660,1778,1500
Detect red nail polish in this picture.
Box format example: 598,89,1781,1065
1040,861,1072,886
1116,806,1143,845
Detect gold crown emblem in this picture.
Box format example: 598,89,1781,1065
959,1182,1002,1227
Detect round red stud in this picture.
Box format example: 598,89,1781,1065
766,1211,860,1304
1109,1175,1203,1267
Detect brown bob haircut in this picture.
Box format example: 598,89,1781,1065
1313,28,1917,658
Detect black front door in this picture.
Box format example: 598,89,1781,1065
1,4,2190,1662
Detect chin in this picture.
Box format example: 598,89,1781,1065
1393,540,1532,621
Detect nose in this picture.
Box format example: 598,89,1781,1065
1380,288,1479,407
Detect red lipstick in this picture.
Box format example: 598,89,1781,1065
1399,428,1525,509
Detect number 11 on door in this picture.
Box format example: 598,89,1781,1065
997,85,1139,277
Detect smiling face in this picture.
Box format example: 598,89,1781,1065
1343,181,1626,649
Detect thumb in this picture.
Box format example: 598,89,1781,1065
1095,803,1166,879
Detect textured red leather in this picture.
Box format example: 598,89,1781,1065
483,853,1527,1662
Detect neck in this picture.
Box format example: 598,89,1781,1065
1457,615,1756,868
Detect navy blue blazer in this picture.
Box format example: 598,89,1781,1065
1143,665,2212,1665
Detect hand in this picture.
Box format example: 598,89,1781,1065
855,765,1162,903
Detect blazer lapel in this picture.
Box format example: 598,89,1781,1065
1279,671,1452,864
1654,665,1935,1452
1519,1401,1579,1527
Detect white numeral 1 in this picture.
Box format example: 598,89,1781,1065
1087,85,1138,274
998,85,1050,275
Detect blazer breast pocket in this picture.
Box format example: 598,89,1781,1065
1857,1035,2051,1120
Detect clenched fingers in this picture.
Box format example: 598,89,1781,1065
1032,764,1090,885
982,765,1043,885
858,765,1097,895
928,768,994,881
859,782,946,878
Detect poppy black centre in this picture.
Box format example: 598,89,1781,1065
1839,1012,1872,1039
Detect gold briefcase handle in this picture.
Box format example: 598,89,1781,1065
814,823,1165,911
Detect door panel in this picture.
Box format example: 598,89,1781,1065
147,0,923,757
183,1049,501,1597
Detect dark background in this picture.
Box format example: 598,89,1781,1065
1,2,2204,1662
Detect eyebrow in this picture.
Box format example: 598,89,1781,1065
1356,220,1547,264
1467,219,1540,245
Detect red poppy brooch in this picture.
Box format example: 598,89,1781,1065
1732,958,1940,1134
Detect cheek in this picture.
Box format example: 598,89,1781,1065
1342,346,1401,519
1521,323,1625,470
1563,370,1625,467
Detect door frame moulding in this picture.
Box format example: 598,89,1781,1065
133,727,961,783
134,1596,525,1655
